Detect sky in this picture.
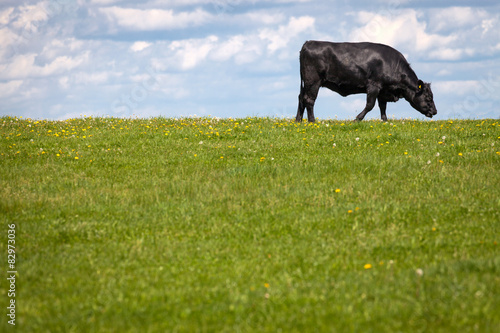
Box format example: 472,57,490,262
0,0,499,120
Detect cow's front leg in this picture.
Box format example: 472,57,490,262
378,98,388,122
307,106,316,123
356,90,378,121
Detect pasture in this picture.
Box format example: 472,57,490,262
1,116,499,332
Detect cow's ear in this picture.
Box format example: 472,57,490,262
417,80,424,91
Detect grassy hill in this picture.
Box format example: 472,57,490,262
1,116,499,332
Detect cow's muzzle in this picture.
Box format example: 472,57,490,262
426,108,437,118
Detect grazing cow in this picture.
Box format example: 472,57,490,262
296,41,437,122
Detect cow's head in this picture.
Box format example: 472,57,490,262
410,80,437,118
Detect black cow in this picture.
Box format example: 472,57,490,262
296,41,437,122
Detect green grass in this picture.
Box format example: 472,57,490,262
1,116,499,332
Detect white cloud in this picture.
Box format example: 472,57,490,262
0,80,23,98
90,0,121,4
350,9,458,59
349,8,500,62
10,3,50,30
481,19,495,36
169,35,219,70
147,0,218,6
0,27,17,59
148,0,313,6
429,7,488,32
74,72,110,85
38,38,84,61
0,7,14,25
241,11,286,25
210,35,246,62
427,8,500,56
435,78,500,100
155,74,190,100
428,48,475,61
259,16,315,53
130,41,152,52
209,34,264,64
58,76,70,89
0,52,89,80
157,15,314,71
436,69,452,77
433,80,480,96
99,6,213,30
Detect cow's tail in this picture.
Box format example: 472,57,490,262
299,78,304,100
298,42,310,90
296,46,306,121
298,45,306,101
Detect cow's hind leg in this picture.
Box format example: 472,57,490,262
356,88,379,121
296,90,306,122
303,83,321,122
296,83,320,122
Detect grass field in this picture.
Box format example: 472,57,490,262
1,116,499,332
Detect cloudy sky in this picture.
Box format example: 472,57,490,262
1,0,499,120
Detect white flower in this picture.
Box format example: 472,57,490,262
442,136,446,140
333,143,336,147
416,268,424,276
436,152,440,157
199,141,203,145
427,160,431,165
355,137,360,141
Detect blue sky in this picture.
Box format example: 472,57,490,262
1,0,499,120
